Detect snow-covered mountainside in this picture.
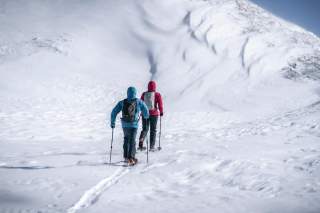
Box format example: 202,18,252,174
0,0,319,213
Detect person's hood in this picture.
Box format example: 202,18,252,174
148,81,156,92
127,86,137,100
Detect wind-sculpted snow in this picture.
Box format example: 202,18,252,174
1,0,320,115
1,0,320,213
124,0,320,114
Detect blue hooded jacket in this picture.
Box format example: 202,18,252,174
111,87,149,128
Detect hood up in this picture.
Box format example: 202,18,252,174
127,86,137,100
148,81,156,92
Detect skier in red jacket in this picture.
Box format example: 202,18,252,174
138,81,164,151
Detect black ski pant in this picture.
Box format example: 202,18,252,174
122,127,137,159
139,115,158,149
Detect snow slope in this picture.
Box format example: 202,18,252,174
133,0,320,115
0,0,320,212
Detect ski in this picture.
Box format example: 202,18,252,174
137,147,147,151
108,161,138,167
107,158,138,167
138,147,162,153
149,147,162,152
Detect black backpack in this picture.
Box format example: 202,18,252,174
122,99,137,122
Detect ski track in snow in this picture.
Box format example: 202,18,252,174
1,0,320,212
0,102,319,212
67,168,130,213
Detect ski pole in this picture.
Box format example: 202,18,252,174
127,133,130,165
109,128,114,164
158,116,162,150
146,130,149,163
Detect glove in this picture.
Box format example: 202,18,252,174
160,112,163,117
111,123,115,128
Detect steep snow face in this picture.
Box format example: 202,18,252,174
131,0,320,115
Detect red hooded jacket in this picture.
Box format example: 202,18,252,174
141,81,163,116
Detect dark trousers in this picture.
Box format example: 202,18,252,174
123,128,137,159
139,115,158,148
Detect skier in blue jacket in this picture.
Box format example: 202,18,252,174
110,86,149,165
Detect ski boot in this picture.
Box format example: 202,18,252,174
128,158,138,166
138,139,146,151
138,146,146,151
149,146,156,152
